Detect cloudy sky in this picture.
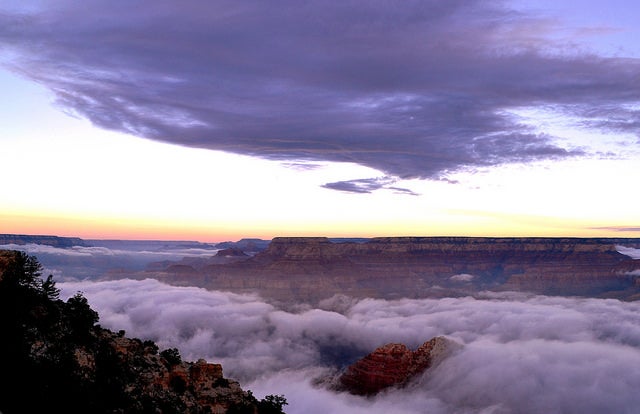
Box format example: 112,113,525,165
1,0,639,242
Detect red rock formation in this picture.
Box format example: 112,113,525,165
338,336,453,395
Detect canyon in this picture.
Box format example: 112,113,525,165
142,237,640,302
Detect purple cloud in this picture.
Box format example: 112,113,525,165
322,177,419,195
1,1,639,189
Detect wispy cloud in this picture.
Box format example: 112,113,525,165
58,278,640,413
593,226,640,232
2,1,639,191
322,177,419,195
616,246,640,260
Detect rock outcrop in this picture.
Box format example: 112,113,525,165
80,331,258,413
216,247,249,257
215,238,271,254
337,336,454,396
146,237,640,302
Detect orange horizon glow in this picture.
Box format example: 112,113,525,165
2,71,638,245
2,210,638,243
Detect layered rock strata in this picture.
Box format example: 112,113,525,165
145,237,640,301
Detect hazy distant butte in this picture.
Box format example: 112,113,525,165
143,237,640,302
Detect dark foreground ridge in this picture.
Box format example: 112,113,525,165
146,237,640,302
0,250,287,414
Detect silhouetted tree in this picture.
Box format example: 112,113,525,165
65,292,99,342
42,273,60,300
258,394,288,414
160,347,182,366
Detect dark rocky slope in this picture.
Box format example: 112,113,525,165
145,237,640,302
0,250,286,414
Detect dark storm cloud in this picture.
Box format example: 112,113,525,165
1,0,639,186
58,279,640,414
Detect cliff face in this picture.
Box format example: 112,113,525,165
146,237,640,302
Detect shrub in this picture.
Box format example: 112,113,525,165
160,347,182,366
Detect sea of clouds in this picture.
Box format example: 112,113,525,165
0,242,220,279
58,278,640,414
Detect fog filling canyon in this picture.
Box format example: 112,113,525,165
58,278,640,414
6,237,640,413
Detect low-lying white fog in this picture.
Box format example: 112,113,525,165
617,245,640,259
58,278,640,414
0,242,220,279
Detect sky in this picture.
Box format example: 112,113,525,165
1,0,639,242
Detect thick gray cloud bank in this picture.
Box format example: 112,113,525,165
59,278,640,414
2,1,640,190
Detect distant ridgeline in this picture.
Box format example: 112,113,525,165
0,233,90,247
143,237,640,302
0,250,287,414
0,233,272,252
0,233,369,252
213,237,370,253
3,233,640,301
